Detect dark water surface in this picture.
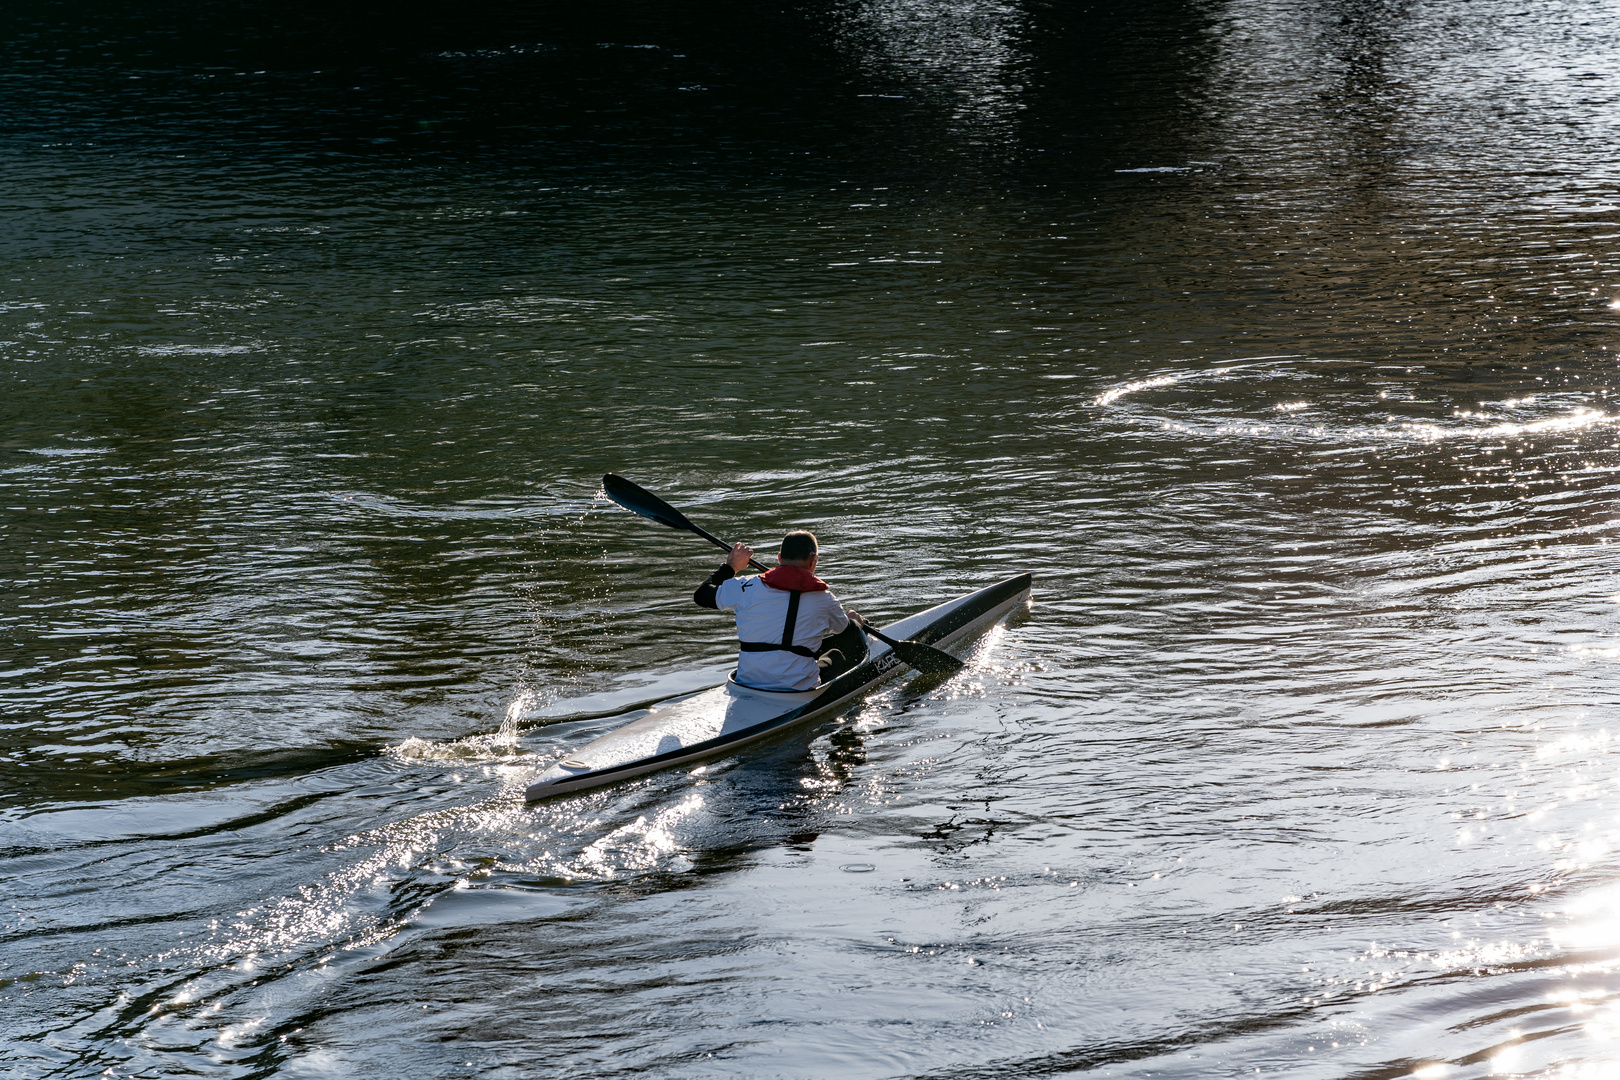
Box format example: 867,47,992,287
5,0,1620,1075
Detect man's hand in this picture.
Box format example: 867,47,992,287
726,542,754,572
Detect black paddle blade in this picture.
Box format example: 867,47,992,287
602,473,696,533
855,617,965,676
889,639,966,675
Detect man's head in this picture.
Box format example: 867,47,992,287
778,530,818,568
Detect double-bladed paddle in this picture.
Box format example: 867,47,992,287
602,472,769,571
599,473,965,676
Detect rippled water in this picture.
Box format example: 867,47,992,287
5,0,1620,1076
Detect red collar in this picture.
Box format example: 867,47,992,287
760,565,828,592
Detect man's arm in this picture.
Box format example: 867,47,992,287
693,563,735,609
821,592,851,635
694,542,755,609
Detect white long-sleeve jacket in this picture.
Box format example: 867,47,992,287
713,574,849,691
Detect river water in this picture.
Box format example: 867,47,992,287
4,0,1620,1076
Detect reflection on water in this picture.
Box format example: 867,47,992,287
833,0,1030,149
4,0,1620,1075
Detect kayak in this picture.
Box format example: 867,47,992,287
523,573,1032,801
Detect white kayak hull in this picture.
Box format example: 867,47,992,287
524,573,1032,801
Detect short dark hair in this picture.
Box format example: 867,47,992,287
779,530,818,562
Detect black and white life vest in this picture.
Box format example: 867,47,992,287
738,589,819,659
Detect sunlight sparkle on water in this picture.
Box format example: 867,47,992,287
1546,1064,1620,1079
572,793,705,879
1551,884,1620,953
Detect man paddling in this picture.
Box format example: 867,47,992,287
694,530,856,692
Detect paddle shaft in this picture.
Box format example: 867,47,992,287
686,521,771,574
602,473,769,572
857,621,910,653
